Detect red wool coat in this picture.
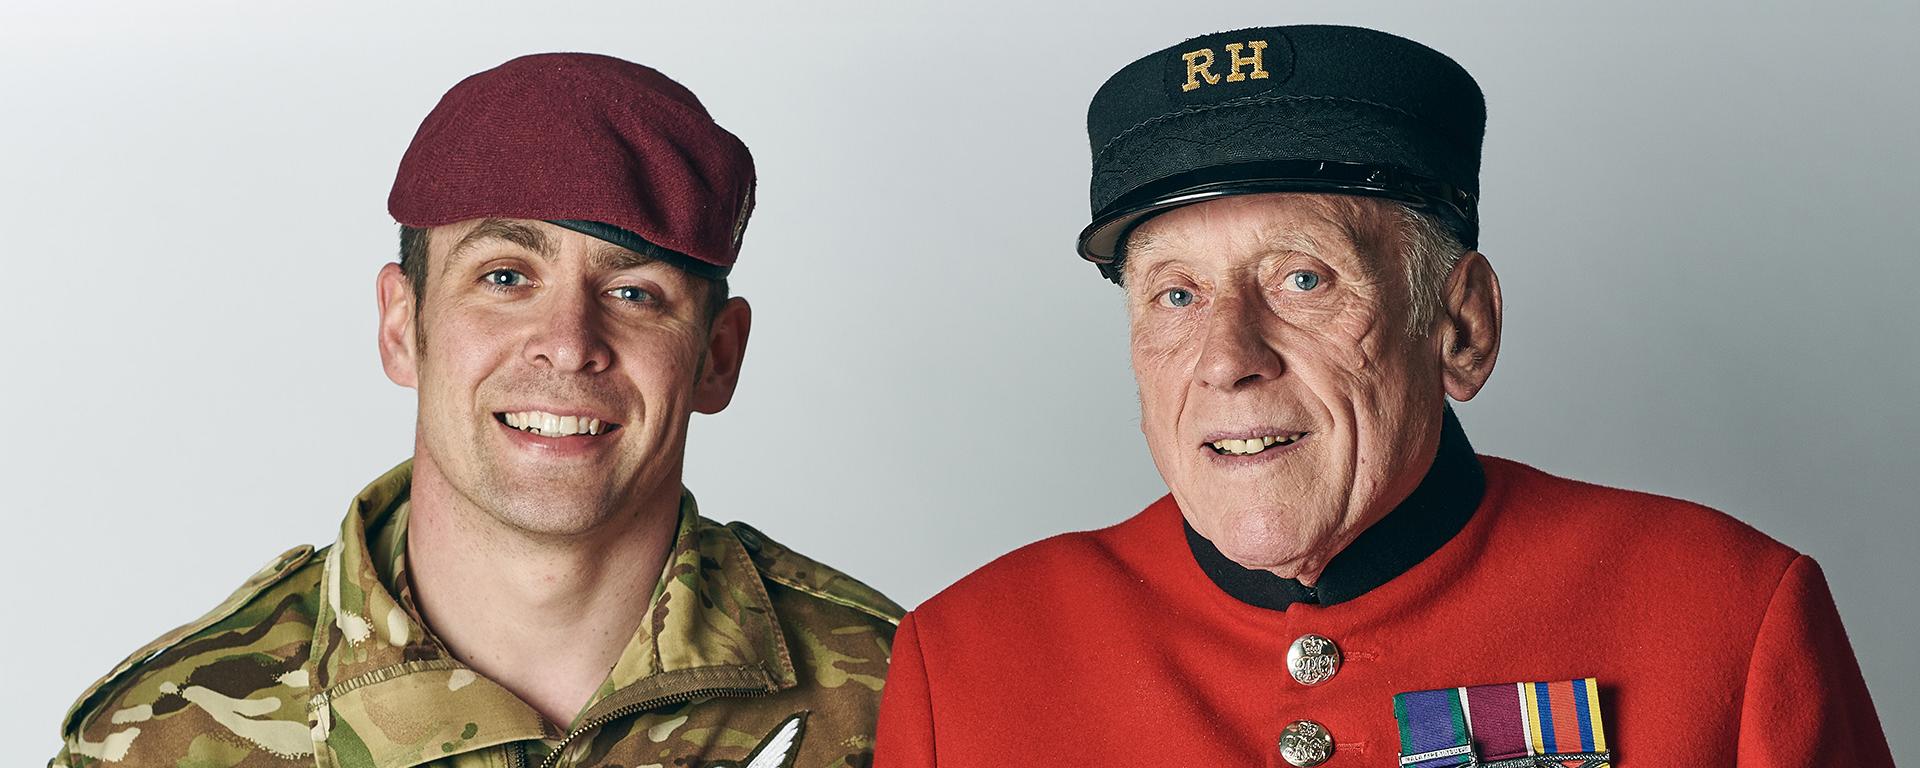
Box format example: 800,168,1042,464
874,457,1891,767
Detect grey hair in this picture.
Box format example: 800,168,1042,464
1393,204,1468,337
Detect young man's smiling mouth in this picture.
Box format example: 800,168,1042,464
495,410,621,438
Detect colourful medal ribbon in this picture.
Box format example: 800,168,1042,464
1392,687,1474,767
1394,678,1610,768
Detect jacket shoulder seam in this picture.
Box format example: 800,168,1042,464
761,570,902,626
1730,552,1813,765
725,521,903,626
61,543,321,737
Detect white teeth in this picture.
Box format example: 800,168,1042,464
501,410,610,438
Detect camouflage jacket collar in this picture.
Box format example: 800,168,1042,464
307,461,797,768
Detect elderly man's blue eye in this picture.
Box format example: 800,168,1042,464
1161,288,1195,308
611,286,654,302
1287,271,1322,291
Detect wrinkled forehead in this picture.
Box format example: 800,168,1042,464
1123,193,1398,277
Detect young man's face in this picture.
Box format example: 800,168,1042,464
377,218,749,536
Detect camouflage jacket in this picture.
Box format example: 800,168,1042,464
55,462,902,768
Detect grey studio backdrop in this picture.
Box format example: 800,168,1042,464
2,0,1914,758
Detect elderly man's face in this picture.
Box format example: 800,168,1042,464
375,218,750,537
1124,193,1498,581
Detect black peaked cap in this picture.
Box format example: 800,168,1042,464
1081,25,1486,280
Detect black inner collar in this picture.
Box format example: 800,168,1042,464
1183,407,1485,609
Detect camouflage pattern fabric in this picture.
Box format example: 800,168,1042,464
53,461,902,768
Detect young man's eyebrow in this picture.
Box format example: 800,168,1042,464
445,218,557,266
589,244,660,272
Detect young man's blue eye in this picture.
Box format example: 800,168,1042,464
611,286,653,303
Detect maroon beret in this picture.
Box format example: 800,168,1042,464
389,52,755,277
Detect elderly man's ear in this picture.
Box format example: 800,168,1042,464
1438,250,1503,402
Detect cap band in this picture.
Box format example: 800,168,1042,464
1079,159,1479,268
549,219,731,280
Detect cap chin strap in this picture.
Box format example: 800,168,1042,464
548,219,732,280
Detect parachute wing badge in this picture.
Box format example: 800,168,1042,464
724,711,806,768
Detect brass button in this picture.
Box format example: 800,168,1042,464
1279,720,1334,767
1286,634,1341,685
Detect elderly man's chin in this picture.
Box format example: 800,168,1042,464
1185,498,1348,579
1155,440,1352,577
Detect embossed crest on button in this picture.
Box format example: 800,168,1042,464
1287,633,1342,685
1278,720,1334,767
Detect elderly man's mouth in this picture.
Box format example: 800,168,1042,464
495,410,621,438
1205,431,1308,456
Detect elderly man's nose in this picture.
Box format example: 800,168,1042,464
1196,294,1283,390
524,291,613,373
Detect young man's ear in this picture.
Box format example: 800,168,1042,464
692,296,752,414
376,262,420,389
1438,250,1502,402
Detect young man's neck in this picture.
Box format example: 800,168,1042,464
402,456,682,727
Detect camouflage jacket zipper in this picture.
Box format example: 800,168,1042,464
532,685,774,768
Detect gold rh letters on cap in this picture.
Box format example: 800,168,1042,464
1183,42,1270,92
1181,49,1220,92
1223,41,1269,83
